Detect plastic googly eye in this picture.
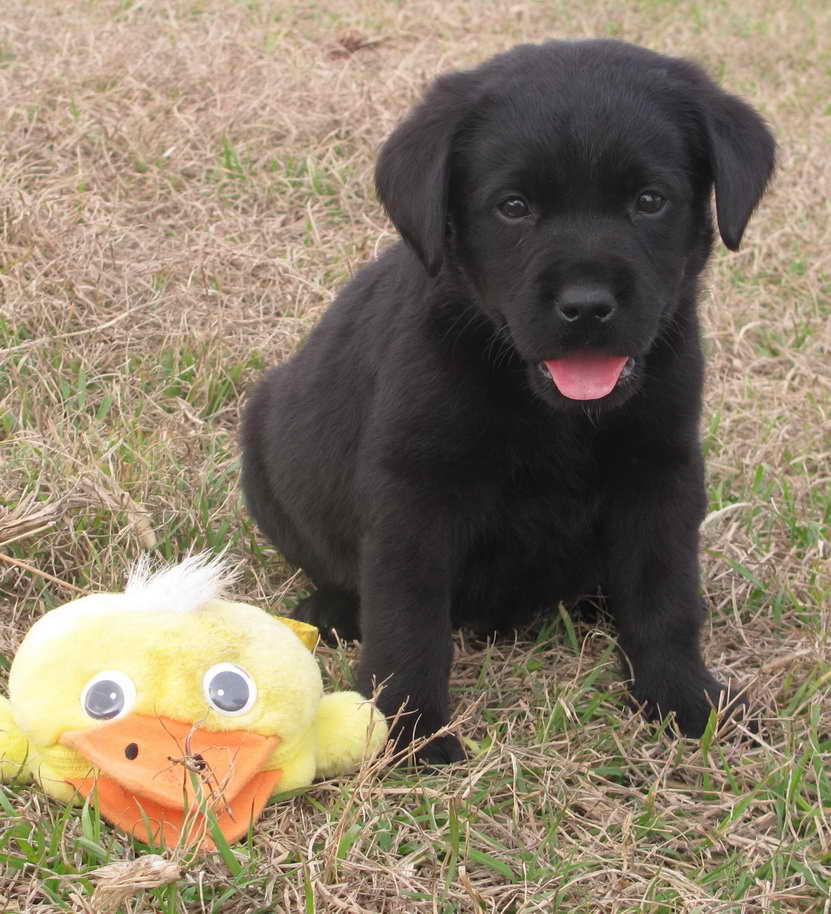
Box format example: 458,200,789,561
203,663,256,716
81,670,137,721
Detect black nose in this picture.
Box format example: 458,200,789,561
556,284,617,324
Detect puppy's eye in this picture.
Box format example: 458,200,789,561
497,196,530,220
636,191,666,214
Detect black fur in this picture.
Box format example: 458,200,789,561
242,40,774,764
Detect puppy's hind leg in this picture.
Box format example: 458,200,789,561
241,415,360,641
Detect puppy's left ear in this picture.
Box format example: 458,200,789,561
700,88,775,251
375,71,475,276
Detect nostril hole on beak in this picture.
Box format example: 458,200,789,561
558,305,580,323
595,303,616,322
124,742,139,760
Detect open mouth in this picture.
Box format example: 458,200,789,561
538,354,636,400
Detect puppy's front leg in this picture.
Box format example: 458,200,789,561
605,466,748,737
356,497,464,765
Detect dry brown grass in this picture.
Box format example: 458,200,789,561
1,0,829,911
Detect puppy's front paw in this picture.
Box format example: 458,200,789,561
413,732,466,768
386,718,466,767
632,671,754,738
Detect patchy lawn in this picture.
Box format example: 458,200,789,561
0,0,829,911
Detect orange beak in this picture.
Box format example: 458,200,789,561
59,714,280,850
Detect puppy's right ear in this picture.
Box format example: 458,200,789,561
669,58,776,252
701,89,776,251
375,72,474,277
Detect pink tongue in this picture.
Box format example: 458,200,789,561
544,354,628,400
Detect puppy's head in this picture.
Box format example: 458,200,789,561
375,40,775,411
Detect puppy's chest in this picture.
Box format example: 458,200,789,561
495,465,602,553
470,418,606,535
452,461,603,624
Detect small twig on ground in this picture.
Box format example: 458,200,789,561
0,552,88,595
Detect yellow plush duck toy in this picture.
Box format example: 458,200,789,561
0,553,387,849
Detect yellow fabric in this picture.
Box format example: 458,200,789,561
275,616,319,651
271,727,318,791
10,598,324,748
0,589,388,819
0,695,31,783
314,691,389,777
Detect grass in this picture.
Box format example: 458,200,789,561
0,0,829,911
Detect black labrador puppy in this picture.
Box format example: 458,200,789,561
241,39,774,764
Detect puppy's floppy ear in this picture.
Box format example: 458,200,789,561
375,72,474,276
699,86,775,251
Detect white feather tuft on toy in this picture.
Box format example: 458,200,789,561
123,549,239,614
